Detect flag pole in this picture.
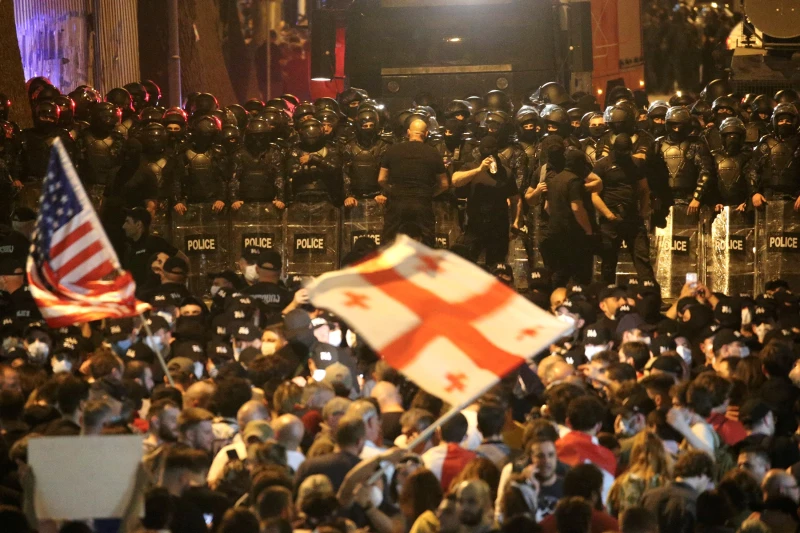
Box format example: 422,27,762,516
138,314,175,387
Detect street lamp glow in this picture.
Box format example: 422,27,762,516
446,37,462,43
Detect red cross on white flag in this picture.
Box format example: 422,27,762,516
307,236,572,407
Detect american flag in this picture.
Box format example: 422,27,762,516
26,139,149,327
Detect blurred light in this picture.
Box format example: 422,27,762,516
677,90,682,97
597,88,603,95
376,104,385,110
311,77,332,81
446,37,462,43
711,2,718,7
639,80,645,87
496,77,509,90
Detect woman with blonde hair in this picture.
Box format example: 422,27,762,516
607,431,672,517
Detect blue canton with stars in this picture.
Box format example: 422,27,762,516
33,151,82,264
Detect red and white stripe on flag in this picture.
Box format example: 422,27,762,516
307,235,572,406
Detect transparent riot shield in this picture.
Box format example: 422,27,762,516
171,203,230,296
15,183,42,211
614,239,637,286
150,201,172,241
342,199,384,253
229,202,286,272
508,228,530,291
434,198,461,250
755,200,800,293
286,202,340,276
654,200,704,299
706,207,755,295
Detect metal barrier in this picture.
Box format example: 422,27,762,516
229,202,286,271
285,202,341,276
171,203,230,296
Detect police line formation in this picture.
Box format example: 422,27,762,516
6,77,800,297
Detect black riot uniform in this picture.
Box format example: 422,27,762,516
175,116,228,207
53,95,83,143
162,107,189,157
20,101,77,184
78,102,124,190
343,109,389,204
112,123,175,209
287,119,342,204
654,107,713,212
516,107,540,163
702,96,737,153
711,118,752,210
540,105,581,149
579,112,606,165
230,118,285,207
748,104,800,204
745,95,772,148
646,101,668,139
593,134,654,284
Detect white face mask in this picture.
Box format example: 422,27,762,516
328,328,342,347
557,314,577,326
676,345,692,364
244,264,259,283
27,340,50,362
312,368,327,382
741,308,752,326
51,357,72,374
193,361,204,380
584,344,606,360
261,342,276,356
145,335,164,353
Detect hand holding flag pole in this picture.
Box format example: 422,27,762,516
26,138,174,386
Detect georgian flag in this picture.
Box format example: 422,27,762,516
307,235,571,406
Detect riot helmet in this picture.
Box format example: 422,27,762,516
355,108,379,144
567,108,584,135
445,100,471,121
219,124,241,154
35,85,61,103
91,102,122,131
243,99,266,116
690,100,713,126
139,107,164,126
516,106,539,143
538,82,570,106
665,106,692,141
540,104,570,137
293,102,317,124
140,122,168,155
484,111,513,146
141,80,162,108
314,97,341,116
68,87,101,122
316,108,340,139
33,100,59,128
702,79,732,102
280,94,300,113
608,86,635,104
298,119,325,151
719,117,746,154
190,115,221,150
750,95,773,122
190,93,219,118
244,118,272,154
774,89,799,105
106,88,135,115
53,95,75,128
26,77,53,103
583,112,606,140
647,101,668,136
124,82,149,113
772,103,799,138
338,88,369,119
668,93,695,107
606,105,635,135
485,90,513,114
442,118,465,151
711,96,737,123
226,104,249,131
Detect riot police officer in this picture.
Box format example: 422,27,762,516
124,82,150,114
516,107,540,162
78,102,124,193
343,109,389,208
702,96,738,153
580,112,606,165
646,101,668,138
230,118,285,210
654,106,713,215
540,105,581,149
162,107,189,157
20,101,76,184
746,95,772,148
106,87,137,139
52,95,82,143
749,103,800,210
287,119,342,205
596,103,654,161
112,122,175,212
173,116,228,214
591,134,654,283
711,118,752,212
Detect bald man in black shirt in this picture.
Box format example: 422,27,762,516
379,119,449,246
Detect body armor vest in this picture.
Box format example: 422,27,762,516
235,149,275,201
660,139,697,194
581,138,598,165
291,146,334,200
714,152,749,205
81,131,122,186
745,122,768,146
184,149,223,202
348,141,383,197
761,135,800,195
23,129,68,181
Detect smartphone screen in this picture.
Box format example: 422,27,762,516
685,272,698,287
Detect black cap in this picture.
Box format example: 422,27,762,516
712,328,744,353
310,343,338,369
172,340,205,360
104,317,135,342
650,355,683,375
696,323,720,341
739,398,772,427
148,289,182,308
145,315,169,333
0,255,25,275
231,320,261,342
207,270,241,287
583,323,612,345
257,249,282,271
125,207,152,228
752,302,776,325
11,207,36,222
616,312,646,337
566,284,586,300
599,284,627,301
163,256,188,275
207,340,232,360
656,319,680,338
637,279,661,297
714,297,742,329
528,268,552,292
125,341,156,363
491,263,514,280
240,247,262,263
765,279,790,292
650,335,677,356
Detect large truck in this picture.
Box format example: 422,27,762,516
338,0,644,109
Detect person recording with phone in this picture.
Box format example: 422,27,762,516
452,135,521,265
378,119,449,246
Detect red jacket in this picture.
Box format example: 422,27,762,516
707,412,747,446
555,431,617,476
540,509,619,533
